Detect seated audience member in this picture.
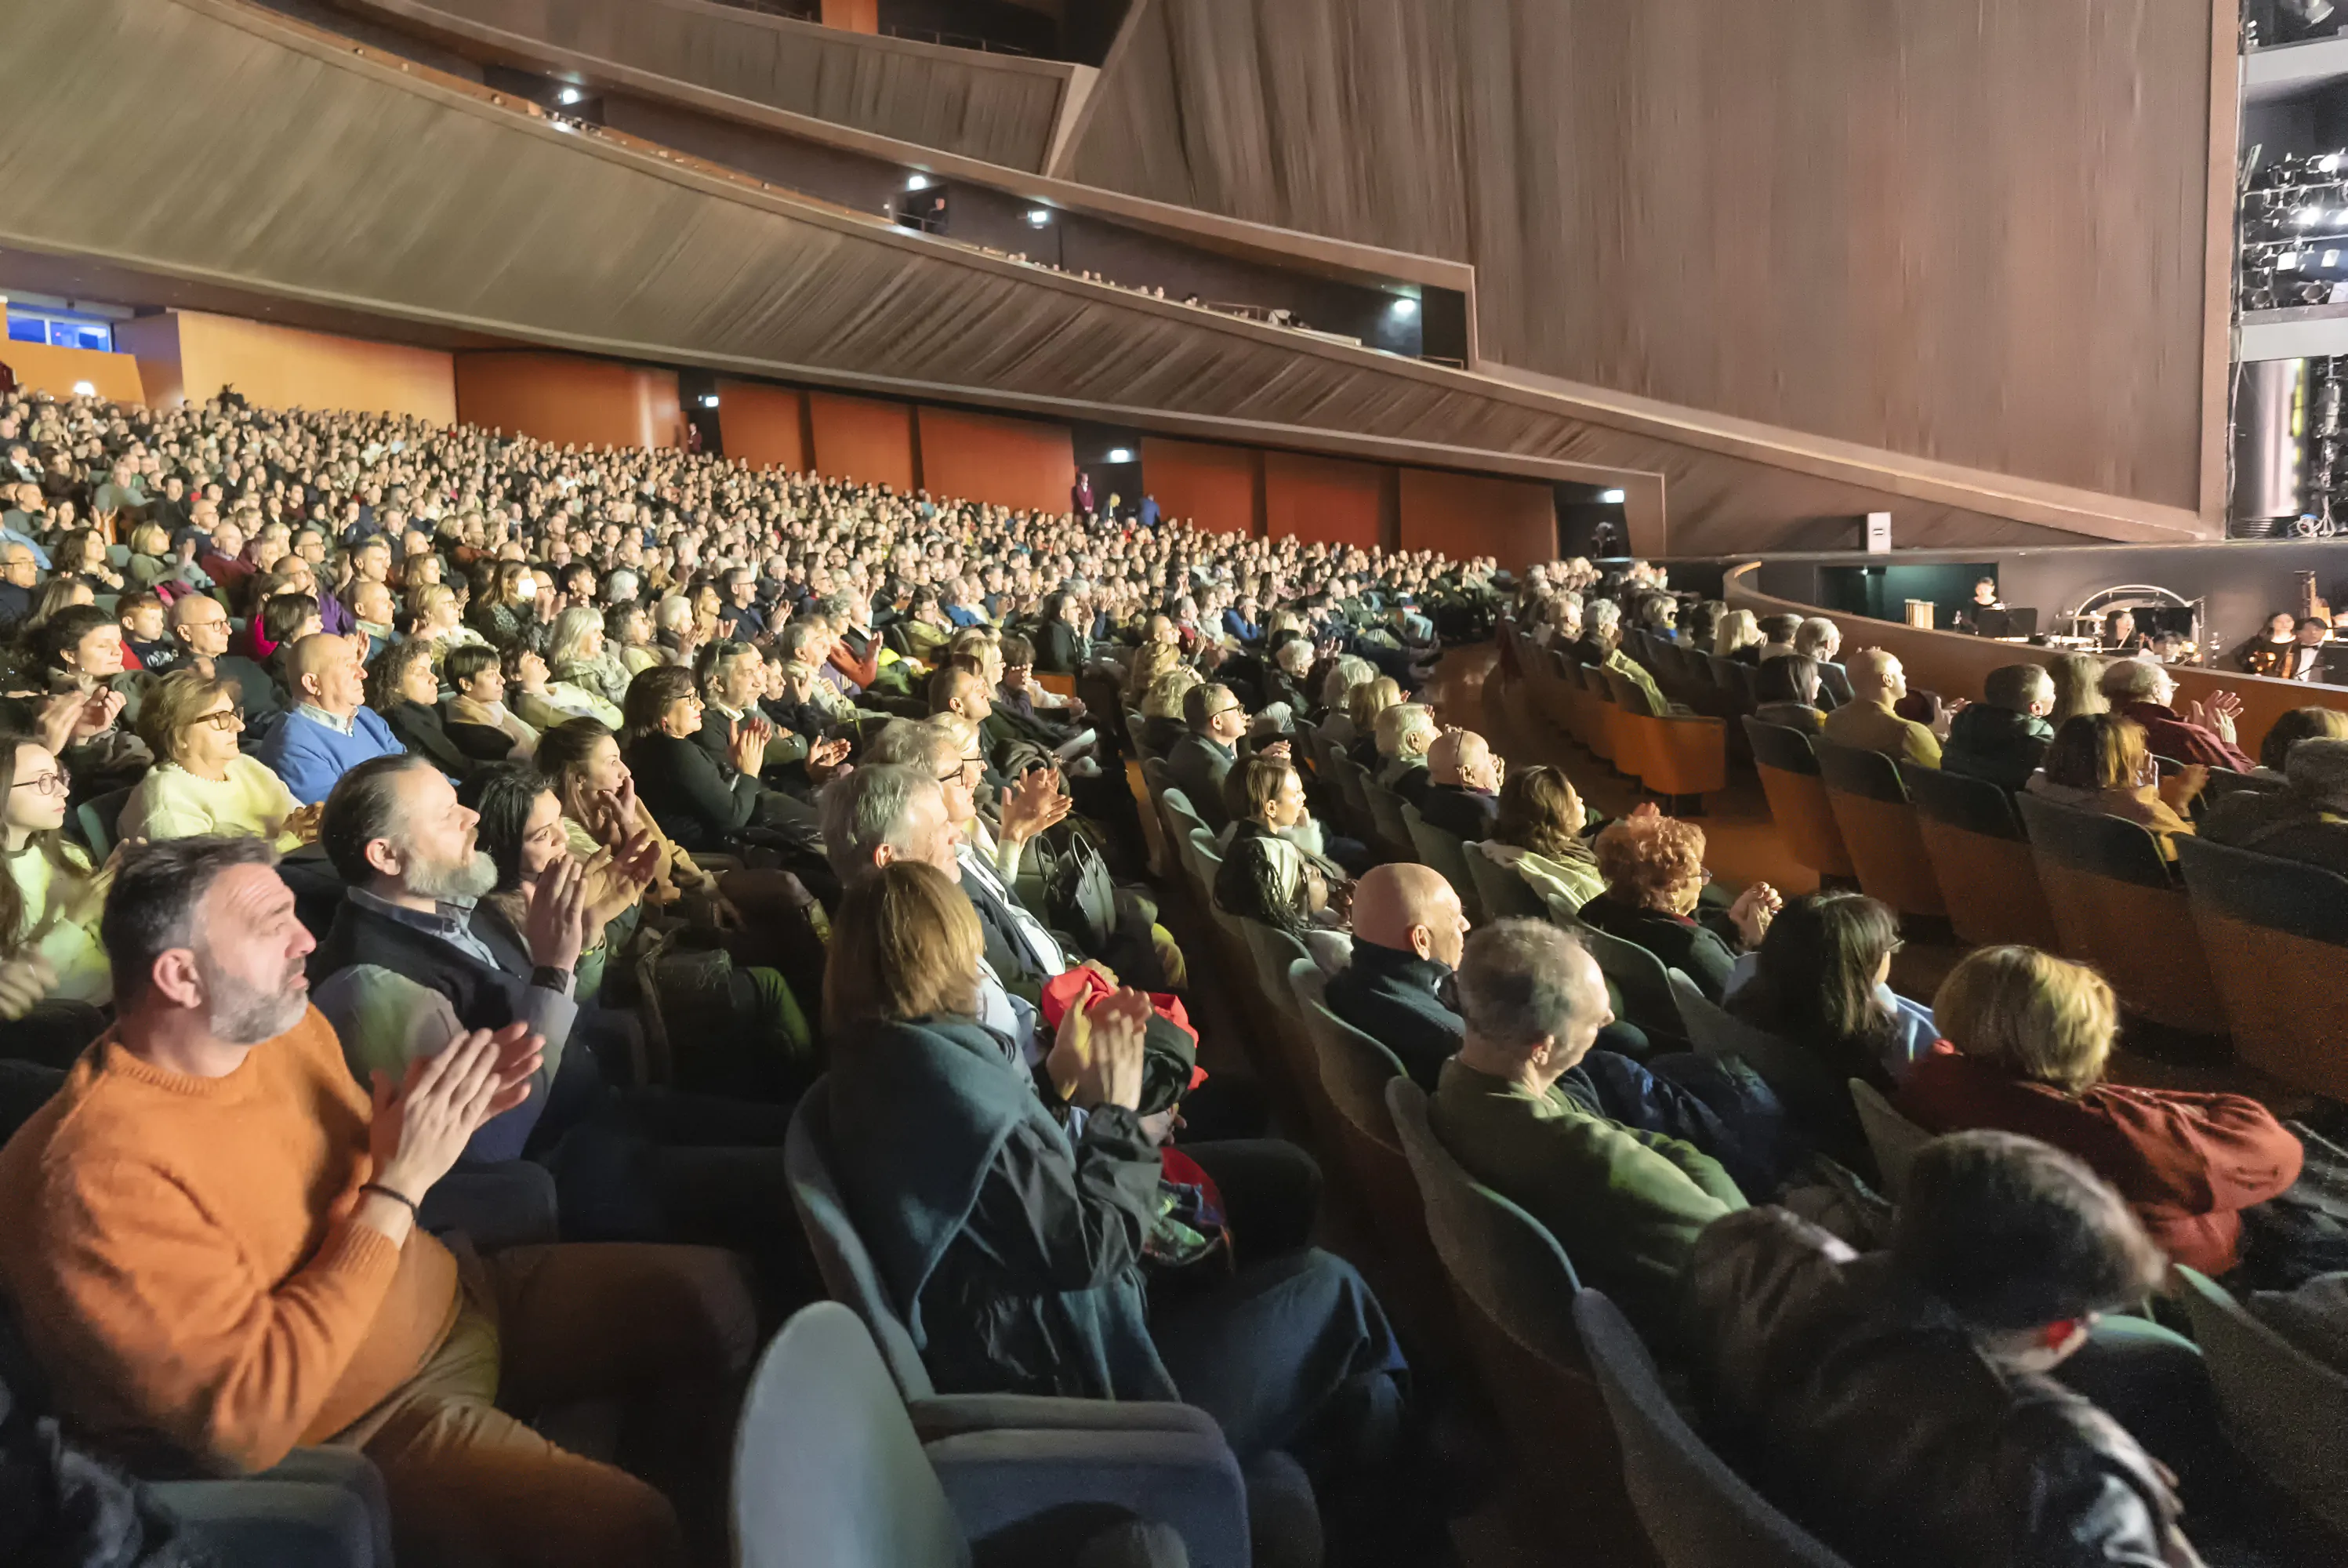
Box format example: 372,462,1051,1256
1473,763,1603,913
1689,1131,2200,1568
1748,653,1826,735
1940,662,2056,793
1323,862,1473,1089
347,579,397,661
549,604,631,712
865,713,1072,897
1221,752,1364,879
822,858,1410,1486
510,643,621,733
1342,675,1403,770
253,632,405,804
1726,891,1937,1091
1755,613,1803,662
122,670,318,848
0,836,753,1568
1713,608,1764,664
1819,648,1945,766
1167,681,1252,829
1577,807,1779,1000
34,604,151,797
1312,655,1378,737
1373,701,1439,801
459,761,656,1008
0,539,38,633
2047,650,2110,727
441,641,539,763
2251,702,2348,779
2099,656,2252,772
1432,920,1744,1338
620,664,816,855
1134,665,1200,759
167,590,281,724
0,735,111,1047
1793,617,1850,704
115,589,175,673
2201,735,2348,879
243,588,325,667
368,636,477,780
996,632,1085,727
1215,830,1353,976
2025,713,2200,859
1419,727,1504,840
1897,946,2301,1276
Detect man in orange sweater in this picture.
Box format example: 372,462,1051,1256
0,837,754,1568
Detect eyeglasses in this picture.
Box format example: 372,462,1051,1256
193,707,245,731
937,753,983,784
12,768,70,798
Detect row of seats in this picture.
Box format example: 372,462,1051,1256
1518,641,1728,805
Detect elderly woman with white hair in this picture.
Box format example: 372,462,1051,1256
549,604,633,710
1315,655,1379,741
2201,734,2348,877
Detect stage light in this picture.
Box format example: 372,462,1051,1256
1390,297,1418,318
1107,448,1134,463
701,395,720,408
905,174,931,191
1026,208,1051,227
557,87,583,105
1599,488,1626,503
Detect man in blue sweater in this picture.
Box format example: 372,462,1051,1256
255,632,405,804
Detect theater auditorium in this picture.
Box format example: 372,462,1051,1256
1,2,2344,1566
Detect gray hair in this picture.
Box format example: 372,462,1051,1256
1457,920,1593,1051
1587,600,1621,633
604,567,640,603
819,763,937,883
2286,736,2348,813
1319,655,1377,709
547,605,603,670
778,618,831,665
1376,702,1437,758
2096,656,2166,704
863,717,959,772
1794,616,1839,656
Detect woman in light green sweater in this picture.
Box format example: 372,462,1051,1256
118,670,318,851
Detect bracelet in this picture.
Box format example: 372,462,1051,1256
360,1181,419,1218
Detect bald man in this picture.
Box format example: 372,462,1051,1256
1818,648,1944,768
1324,863,1475,1091
1420,728,1504,840
254,632,406,803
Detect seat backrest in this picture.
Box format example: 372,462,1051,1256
1848,1078,1932,1198
1298,989,1410,1157
1385,1076,1583,1367
1904,766,2023,840
1464,844,1553,921
2175,834,2348,942
782,1083,937,1399
72,783,136,859
1160,786,1208,846
1813,741,1911,804
1140,754,1173,798
2173,1267,2348,1536
2173,837,2348,1098
1366,779,1414,846
1244,920,1313,1019
1402,804,1486,924
2013,791,2172,888
1576,924,1688,1044
1605,667,1660,718
1668,971,1836,1109
1330,752,1374,825
734,1301,967,1568
1742,717,1821,775
1573,1290,1854,1568
2199,768,2282,811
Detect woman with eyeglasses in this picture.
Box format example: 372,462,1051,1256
0,734,111,1035
118,670,319,849
1577,804,1780,1002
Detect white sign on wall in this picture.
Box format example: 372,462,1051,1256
1864,511,1892,554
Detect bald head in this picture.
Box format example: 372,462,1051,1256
1428,728,1495,790
1351,862,1470,969
1847,648,1905,705
288,632,365,717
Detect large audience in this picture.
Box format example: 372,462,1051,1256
0,383,2342,1568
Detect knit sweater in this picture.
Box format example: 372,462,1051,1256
0,1008,459,1472
118,755,305,848
254,705,405,805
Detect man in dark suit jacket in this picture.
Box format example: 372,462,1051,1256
1167,681,1248,830
1940,664,2056,793
1419,728,1503,840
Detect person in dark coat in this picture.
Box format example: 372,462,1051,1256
1417,728,1502,840
1167,682,1247,830
366,638,477,781
620,666,822,855
1940,664,2056,793
1573,807,1778,1002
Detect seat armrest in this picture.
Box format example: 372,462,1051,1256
909,1394,1221,1443
418,1160,559,1250
927,1428,1250,1568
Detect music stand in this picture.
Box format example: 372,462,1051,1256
1976,608,2038,639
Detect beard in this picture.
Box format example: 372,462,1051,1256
204,955,311,1046
408,847,499,904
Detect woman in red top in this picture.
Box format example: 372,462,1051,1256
1896,946,2300,1276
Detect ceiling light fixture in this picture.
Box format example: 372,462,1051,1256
905,173,931,191
1025,208,1051,227
71,381,96,397
1107,448,1134,463
1599,488,1627,503
1390,297,1418,318
557,87,583,105
701,394,720,408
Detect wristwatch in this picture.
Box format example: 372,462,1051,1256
529,964,573,995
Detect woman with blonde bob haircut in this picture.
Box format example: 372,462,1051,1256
1898,945,2303,1276
822,859,983,1035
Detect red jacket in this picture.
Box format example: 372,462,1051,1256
2118,700,2252,774
1896,1051,2300,1274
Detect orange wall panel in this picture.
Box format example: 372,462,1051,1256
807,391,916,492
455,352,682,450
917,407,1076,515
0,342,144,405
1141,436,1261,539
147,311,454,422
716,379,809,472
1263,450,1394,550
1397,468,1555,570
821,0,879,31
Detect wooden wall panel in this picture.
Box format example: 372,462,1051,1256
1141,436,1260,538
0,341,144,404
1072,0,2222,514
360,0,1075,170
1397,468,1554,571
1262,449,1392,550
715,379,809,472
455,351,680,448
916,406,1076,514
807,390,917,491
164,310,454,421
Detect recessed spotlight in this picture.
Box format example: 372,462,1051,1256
701,394,720,408
1107,448,1134,463
71,381,96,397
1390,297,1418,318
557,86,583,105
1026,208,1052,227
1599,488,1626,503
905,174,931,191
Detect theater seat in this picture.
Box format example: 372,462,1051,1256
1384,1078,1651,1565
154,1449,395,1568
1603,670,1727,804
1402,803,1485,924
1849,1079,1932,1199
1462,844,1555,922
1904,768,2060,949
781,1083,1305,1568
2174,1267,2348,1541
1741,720,1855,878
1812,743,1945,919
1573,1289,1855,1568
1573,925,1688,1053
2175,837,2348,1099
2012,795,2229,1037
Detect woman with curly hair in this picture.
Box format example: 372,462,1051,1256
1575,806,1780,1000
